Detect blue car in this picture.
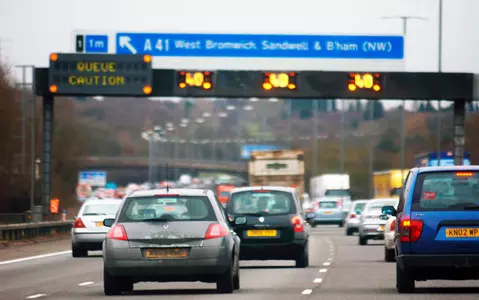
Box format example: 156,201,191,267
382,166,479,293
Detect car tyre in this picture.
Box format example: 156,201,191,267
103,269,122,296
217,259,235,293
311,223,317,228
358,235,367,245
346,228,353,236
384,247,395,262
338,222,344,228
295,244,309,268
396,263,415,293
72,244,88,258
233,257,240,290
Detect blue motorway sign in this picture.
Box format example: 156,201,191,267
241,144,284,159
85,35,109,53
115,33,404,59
78,170,107,186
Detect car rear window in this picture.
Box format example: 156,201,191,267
412,171,479,211
367,201,397,213
325,190,351,197
318,201,338,209
82,203,120,216
353,203,366,211
226,190,296,215
118,196,216,222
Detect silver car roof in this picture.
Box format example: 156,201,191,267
230,186,296,194
128,188,212,197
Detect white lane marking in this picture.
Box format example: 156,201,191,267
313,278,323,283
323,262,331,266
319,268,328,273
26,294,46,299
78,281,94,286
0,250,71,265
301,289,313,295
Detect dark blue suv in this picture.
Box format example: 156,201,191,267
381,166,479,293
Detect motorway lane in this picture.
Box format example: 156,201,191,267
308,226,479,300
0,227,333,300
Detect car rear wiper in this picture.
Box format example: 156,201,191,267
241,212,270,216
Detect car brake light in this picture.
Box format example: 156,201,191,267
155,194,180,197
399,218,423,242
73,217,86,228
314,202,319,210
255,190,271,193
350,213,356,219
106,224,128,241
205,223,229,240
456,172,473,177
291,215,304,233
390,221,395,231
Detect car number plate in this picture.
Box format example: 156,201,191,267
96,221,103,227
446,228,479,238
144,248,189,259
323,211,333,215
246,230,277,237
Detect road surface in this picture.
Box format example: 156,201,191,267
1,226,479,299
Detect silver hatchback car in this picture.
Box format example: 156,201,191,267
102,188,241,295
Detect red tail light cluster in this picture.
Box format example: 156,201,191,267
390,221,395,231
73,218,86,228
350,213,356,219
205,223,229,240
106,225,128,241
399,218,423,242
291,215,304,233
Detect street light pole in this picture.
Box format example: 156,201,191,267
339,99,345,174
436,0,443,166
312,100,318,177
382,15,427,177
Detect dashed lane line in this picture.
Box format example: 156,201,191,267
26,294,46,299
302,289,313,295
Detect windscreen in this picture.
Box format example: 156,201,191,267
325,189,351,197
412,171,479,211
118,196,216,222
226,190,295,215
82,203,120,216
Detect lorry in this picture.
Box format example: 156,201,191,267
248,149,305,200
310,174,351,199
309,174,352,220
373,169,409,199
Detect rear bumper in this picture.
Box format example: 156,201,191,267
311,218,343,224
398,254,479,268
240,239,307,260
72,232,106,250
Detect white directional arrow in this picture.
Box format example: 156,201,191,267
119,36,137,54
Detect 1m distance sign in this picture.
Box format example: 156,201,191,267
48,53,153,96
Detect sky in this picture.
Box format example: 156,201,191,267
0,0,477,109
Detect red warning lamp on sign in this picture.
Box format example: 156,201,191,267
50,198,60,214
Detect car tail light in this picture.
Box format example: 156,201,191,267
155,194,180,197
106,224,128,241
390,221,395,231
350,213,356,219
314,201,319,210
228,215,234,222
205,223,229,240
73,217,86,228
399,218,423,242
291,215,304,233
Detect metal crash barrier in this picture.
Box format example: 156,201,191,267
0,221,73,241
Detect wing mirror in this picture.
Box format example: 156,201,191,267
103,218,115,227
234,216,247,225
305,212,315,220
381,205,397,217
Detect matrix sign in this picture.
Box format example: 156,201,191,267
48,53,153,96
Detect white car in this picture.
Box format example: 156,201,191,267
344,200,369,235
72,198,122,257
383,201,399,262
